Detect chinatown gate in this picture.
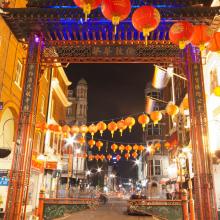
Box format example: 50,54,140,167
1,0,219,219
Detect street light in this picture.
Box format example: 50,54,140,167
97,167,102,173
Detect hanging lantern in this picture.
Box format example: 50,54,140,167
182,97,189,110
125,153,130,160
78,137,86,146
138,114,150,131
133,144,139,152
62,125,70,137
100,154,105,161
150,111,162,125
83,153,88,158
88,139,96,149
108,121,118,138
150,148,156,156
116,155,121,161
73,0,102,21
48,124,55,132
117,119,127,136
96,141,104,151
166,103,179,116
101,0,131,35
53,125,62,134
107,154,112,161
35,122,42,131
208,32,220,52
132,6,160,44
95,154,100,161
164,142,171,149
119,144,125,153
169,21,194,49
138,145,145,152
132,151,138,159
191,24,213,51
111,143,118,152
154,142,161,150
125,117,135,132
71,125,79,135
97,121,107,136
125,145,132,152
88,154,94,161
88,124,98,139
80,125,88,138
41,122,48,132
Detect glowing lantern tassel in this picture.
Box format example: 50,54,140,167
112,16,120,35
83,3,91,21
143,28,150,45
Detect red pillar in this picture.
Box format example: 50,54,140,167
38,190,45,220
185,46,218,220
4,33,43,220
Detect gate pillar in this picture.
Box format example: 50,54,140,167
185,46,218,220
4,33,43,220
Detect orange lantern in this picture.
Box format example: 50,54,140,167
116,155,121,161
125,145,132,152
132,6,160,44
111,143,118,152
164,142,171,149
117,119,127,136
182,97,189,110
108,121,118,138
169,21,194,49
166,103,179,116
138,114,150,131
107,154,112,161
48,124,55,132
80,125,88,138
154,142,161,150
88,139,96,149
53,125,62,133
191,24,213,51
132,151,138,159
208,32,220,52
97,121,107,136
125,153,130,160
138,145,145,152
62,125,70,137
125,117,135,132
78,137,86,146
35,122,42,131
101,0,131,34
88,154,94,161
88,124,98,139
133,144,139,152
96,141,104,151
73,0,102,21
150,111,162,125
83,153,88,158
119,144,125,153
95,154,100,161
41,122,48,132
71,125,79,135
100,154,105,161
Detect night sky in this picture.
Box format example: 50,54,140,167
66,63,154,178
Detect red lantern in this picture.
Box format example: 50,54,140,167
53,125,62,133
116,155,121,161
41,122,48,132
150,111,162,125
80,125,88,138
88,154,94,161
35,122,42,131
95,154,100,161
83,153,88,158
154,142,161,150
78,137,86,146
166,103,179,116
100,154,105,161
73,0,102,21
101,0,131,34
96,141,103,151
125,145,132,152
138,145,145,152
88,139,96,149
111,143,118,152
169,21,194,49
208,32,220,52
48,124,55,132
138,114,150,130
71,125,79,135
88,124,98,139
119,144,125,153
132,6,160,44
125,153,130,160
117,119,127,136
132,151,138,159
108,121,118,138
107,154,112,161
62,125,70,137
191,24,213,51
125,117,135,132
97,121,107,136
164,142,171,149
133,144,139,152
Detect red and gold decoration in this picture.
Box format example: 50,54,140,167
41,122,48,132
88,123,98,139
191,24,213,51
80,124,88,138
133,144,139,152
119,144,125,153
54,125,62,133
71,125,79,135
100,154,105,161
166,103,179,116
116,155,121,161
101,0,131,34
108,121,118,137
132,151,138,159
73,0,102,21
125,152,130,160
117,119,127,136
125,116,135,132
96,141,104,151
150,111,162,125
95,154,100,161
111,143,118,152
78,137,86,146
97,121,107,136
125,145,132,152
62,125,70,137
138,114,150,130
169,21,194,49
88,139,96,149
88,154,94,161
107,154,112,161
208,32,220,52
35,122,42,131
132,6,160,44
138,145,145,152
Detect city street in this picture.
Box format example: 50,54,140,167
57,198,154,220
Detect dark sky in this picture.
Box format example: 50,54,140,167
66,63,154,178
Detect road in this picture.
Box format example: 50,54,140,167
57,198,154,220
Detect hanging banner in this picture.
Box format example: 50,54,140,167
145,96,156,114
152,65,170,89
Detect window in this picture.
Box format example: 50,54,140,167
147,123,161,136
40,96,45,115
15,60,23,87
150,160,162,176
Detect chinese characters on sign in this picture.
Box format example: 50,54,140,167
192,64,205,113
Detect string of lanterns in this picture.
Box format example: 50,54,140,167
71,0,219,52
